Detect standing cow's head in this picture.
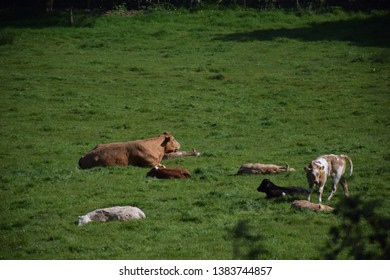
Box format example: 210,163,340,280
304,162,326,186
161,132,181,153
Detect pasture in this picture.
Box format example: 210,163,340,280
0,7,389,259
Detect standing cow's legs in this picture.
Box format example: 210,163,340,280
327,176,340,201
318,184,325,203
307,184,314,201
327,185,337,201
339,176,349,197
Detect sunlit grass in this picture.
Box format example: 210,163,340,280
0,7,389,259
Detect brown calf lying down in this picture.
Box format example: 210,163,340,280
163,148,200,160
237,163,295,175
78,132,180,169
77,206,145,226
291,200,334,212
304,154,353,203
146,165,192,179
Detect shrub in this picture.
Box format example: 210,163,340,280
323,196,390,260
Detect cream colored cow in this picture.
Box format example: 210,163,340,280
77,206,145,226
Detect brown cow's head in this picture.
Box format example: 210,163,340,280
304,162,326,186
161,132,181,153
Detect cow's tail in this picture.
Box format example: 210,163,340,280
341,155,353,176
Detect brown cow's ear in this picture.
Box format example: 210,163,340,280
162,135,171,145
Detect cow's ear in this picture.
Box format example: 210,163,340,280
319,166,325,174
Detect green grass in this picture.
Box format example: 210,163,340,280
0,7,389,260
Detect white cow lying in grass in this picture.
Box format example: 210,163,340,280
77,206,145,226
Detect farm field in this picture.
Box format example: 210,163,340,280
0,7,389,260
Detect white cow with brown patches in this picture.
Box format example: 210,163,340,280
304,154,353,203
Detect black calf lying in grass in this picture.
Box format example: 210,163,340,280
257,179,310,199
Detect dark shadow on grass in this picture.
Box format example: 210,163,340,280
215,14,390,48
0,8,100,29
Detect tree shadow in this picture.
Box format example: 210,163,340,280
322,195,390,260
228,219,266,260
0,8,100,29
216,14,390,48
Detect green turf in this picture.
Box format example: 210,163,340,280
0,7,389,259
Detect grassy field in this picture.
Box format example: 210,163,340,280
0,7,389,260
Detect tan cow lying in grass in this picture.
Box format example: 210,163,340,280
237,163,295,175
304,154,353,203
77,206,145,226
291,200,334,212
78,132,180,169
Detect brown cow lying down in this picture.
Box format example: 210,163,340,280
146,165,192,179
291,200,334,212
78,132,180,169
237,163,295,175
257,179,310,198
77,206,145,226
163,148,200,160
